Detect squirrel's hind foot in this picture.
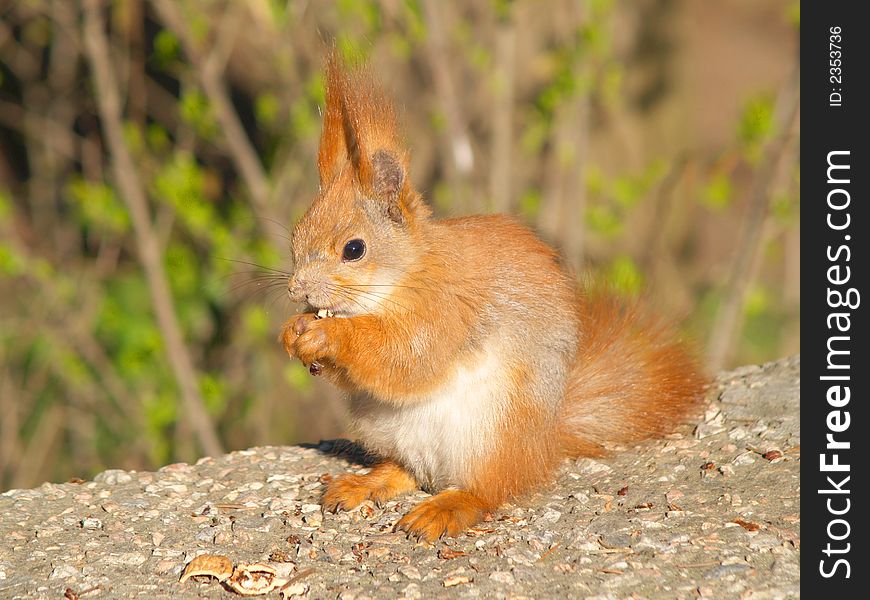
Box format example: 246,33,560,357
395,489,491,542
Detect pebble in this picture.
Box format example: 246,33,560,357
398,565,421,580
0,359,800,599
80,517,103,530
94,470,133,485
49,564,79,580
489,570,515,584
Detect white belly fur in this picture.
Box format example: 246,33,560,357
350,345,510,491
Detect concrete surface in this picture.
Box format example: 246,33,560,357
0,356,800,599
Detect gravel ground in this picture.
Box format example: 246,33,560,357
0,356,800,599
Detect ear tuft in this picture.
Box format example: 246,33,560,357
372,150,404,200
317,50,428,225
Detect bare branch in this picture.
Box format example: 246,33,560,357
82,0,223,458
488,8,516,214
706,67,801,371
420,0,475,205
11,403,65,490
151,0,275,234
538,88,590,271
0,357,22,485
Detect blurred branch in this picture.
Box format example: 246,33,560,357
706,67,801,371
0,219,152,476
0,357,22,485
82,0,223,458
538,85,589,271
151,0,276,234
638,153,690,275
11,402,65,489
0,100,79,162
420,0,475,202
61,314,151,453
488,5,516,214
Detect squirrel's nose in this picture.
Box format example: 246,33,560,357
287,276,309,303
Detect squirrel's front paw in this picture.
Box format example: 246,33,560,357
322,463,417,513
280,313,316,357
282,314,342,366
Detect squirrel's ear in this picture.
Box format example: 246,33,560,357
369,149,407,224
317,53,428,224
318,52,380,190
317,54,352,187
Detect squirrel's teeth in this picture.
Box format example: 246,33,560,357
316,309,335,319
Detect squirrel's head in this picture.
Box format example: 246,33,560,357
288,54,431,317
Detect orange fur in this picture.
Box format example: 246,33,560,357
282,55,707,543
395,489,491,541
559,292,708,457
321,461,418,512
468,366,562,509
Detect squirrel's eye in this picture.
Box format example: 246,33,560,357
342,239,366,262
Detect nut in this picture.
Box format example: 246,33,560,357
179,554,233,583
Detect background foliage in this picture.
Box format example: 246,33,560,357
0,0,800,490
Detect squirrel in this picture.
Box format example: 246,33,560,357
280,55,707,542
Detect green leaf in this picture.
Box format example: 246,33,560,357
585,165,606,196
143,390,177,431
154,153,225,242
786,2,800,28
200,373,227,415
493,0,515,21
179,89,218,140
242,305,270,340
153,30,180,67
701,172,733,210
738,94,775,162
290,97,318,140
771,192,799,225
0,243,25,277
283,362,313,393
146,124,171,154
337,35,370,66
255,92,281,127
744,286,771,317
606,255,643,296
164,243,199,296
0,189,12,222
337,0,382,32
268,0,291,27
519,189,541,220
585,204,621,236
68,179,131,234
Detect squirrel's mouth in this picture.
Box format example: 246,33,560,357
306,303,349,318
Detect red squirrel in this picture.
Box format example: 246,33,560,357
281,55,706,542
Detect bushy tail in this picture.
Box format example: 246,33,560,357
559,292,707,458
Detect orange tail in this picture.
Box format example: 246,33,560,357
559,292,707,458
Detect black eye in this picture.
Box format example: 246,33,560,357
342,239,366,262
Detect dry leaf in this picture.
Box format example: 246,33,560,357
438,548,468,560
732,518,761,532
